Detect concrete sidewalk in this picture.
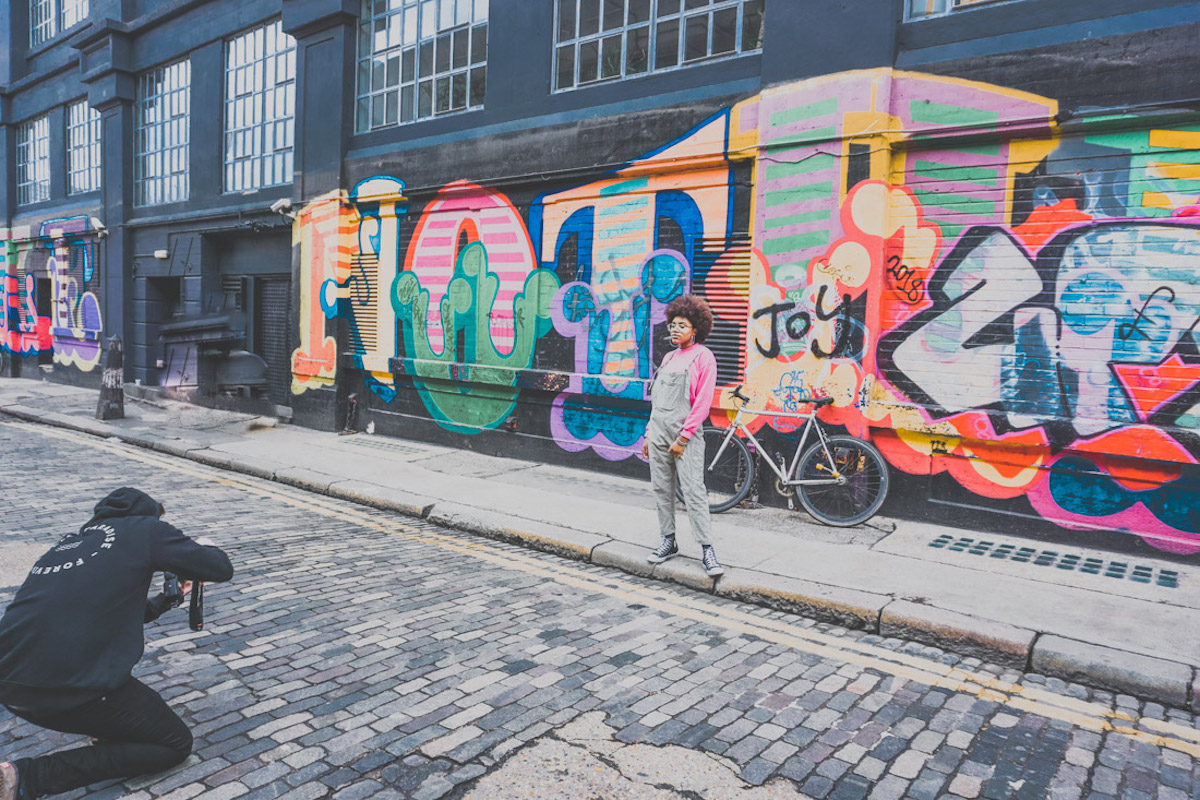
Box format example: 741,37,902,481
2,376,1198,710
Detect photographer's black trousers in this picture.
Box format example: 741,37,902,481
6,678,192,799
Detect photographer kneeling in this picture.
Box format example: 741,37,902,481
0,488,233,800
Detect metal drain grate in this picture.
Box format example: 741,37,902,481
929,535,1180,589
341,436,429,456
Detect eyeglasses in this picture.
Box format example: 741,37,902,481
667,321,693,330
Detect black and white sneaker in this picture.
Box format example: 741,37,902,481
702,546,724,577
647,537,678,564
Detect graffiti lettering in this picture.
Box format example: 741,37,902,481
753,301,803,359
810,285,854,359
1116,286,1176,341
886,255,925,305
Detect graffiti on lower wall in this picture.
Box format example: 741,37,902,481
1,216,103,372
291,68,1200,553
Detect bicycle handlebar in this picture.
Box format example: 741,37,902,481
729,384,834,408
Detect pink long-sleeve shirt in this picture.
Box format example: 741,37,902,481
659,343,718,440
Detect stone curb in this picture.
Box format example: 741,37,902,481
880,600,1035,670
1031,635,1193,708
716,570,886,632
2,400,1197,710
427,502,605,563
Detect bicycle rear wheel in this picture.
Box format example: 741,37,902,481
676,426,755,513
796,436,889,526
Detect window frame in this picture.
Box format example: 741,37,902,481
16,115,52,206
907,0,1009,20
354,0,490,134
29,0,90,47
551,0,763,93
67,100,102,195
223,19,297,193
134,59,192,208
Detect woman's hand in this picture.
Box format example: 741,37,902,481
668,439,686,459
641,440,649,459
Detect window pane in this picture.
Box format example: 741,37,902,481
403,47,416,80
579,39,599,83
451,71,466,109
401,84,415,121
471,24,487,63
452,28,468,68
436,33,451,72
626,25,648,74
419,41,434,75
556,44,576,89
435,76,450,112
684,0,708,9
600,34,622,79
711,7,736,55
658,0,680,17
602,0,623,31
741,0,763,50
469,66,486,105
628,0,650,23
557,0,576,40
684,13,708,61
419,80,432,116
580,0,600,36
655,19,679,69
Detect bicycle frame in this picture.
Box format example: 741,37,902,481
708,402,845,487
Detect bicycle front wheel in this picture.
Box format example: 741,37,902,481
676,426,755,513
796,436,889,526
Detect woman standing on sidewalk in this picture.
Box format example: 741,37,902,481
641,295,723,577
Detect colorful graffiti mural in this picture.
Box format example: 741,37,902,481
1,216,103,372
291,67,1200,554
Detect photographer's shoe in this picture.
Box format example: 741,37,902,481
1,761,18,800
702,546,724,577
647,537,678,564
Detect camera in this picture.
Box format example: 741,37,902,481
162,573,184,608
163,572,205,631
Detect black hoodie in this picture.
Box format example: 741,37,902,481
0,488,234,710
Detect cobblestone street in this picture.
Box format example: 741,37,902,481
1,417,1197,800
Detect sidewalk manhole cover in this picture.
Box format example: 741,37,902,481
928,535,1180,589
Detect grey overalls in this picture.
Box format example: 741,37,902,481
647,348,713,545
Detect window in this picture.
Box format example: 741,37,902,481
356,0,489,132
553,0,762,91
61,0,88,28
67,100,102,195
225,20,297,192
134,59,191,207
908,0,1002,19
17,116,51,205
29,0,89,46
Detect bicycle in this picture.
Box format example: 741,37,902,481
677,384,890,526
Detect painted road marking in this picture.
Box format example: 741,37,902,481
12,419,1200,758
